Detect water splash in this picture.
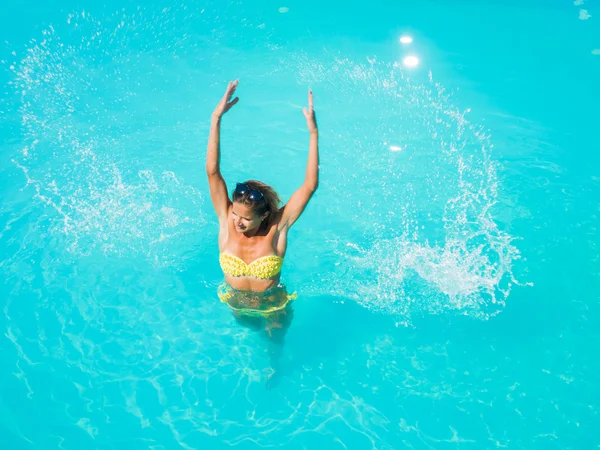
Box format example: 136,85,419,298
8,8,210,266
286,53,524,322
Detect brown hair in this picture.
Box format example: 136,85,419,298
232,180,281,224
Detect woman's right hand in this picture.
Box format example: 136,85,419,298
302,90,318,133
212,80,239,119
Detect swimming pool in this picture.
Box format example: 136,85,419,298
1,0,599,448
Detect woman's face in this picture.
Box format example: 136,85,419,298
232,202,266,233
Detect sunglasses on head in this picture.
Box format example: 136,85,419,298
234,183,264,203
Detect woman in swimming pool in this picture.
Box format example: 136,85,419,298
206,80,319,386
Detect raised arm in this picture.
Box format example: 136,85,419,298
280,90,319,231
206,80,239,222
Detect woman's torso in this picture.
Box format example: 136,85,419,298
219,206,287,292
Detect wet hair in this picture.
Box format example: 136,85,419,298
232,180,281,224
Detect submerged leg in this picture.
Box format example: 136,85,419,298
233,310,263,332
263,305,294,389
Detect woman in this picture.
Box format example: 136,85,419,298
206,80,319,386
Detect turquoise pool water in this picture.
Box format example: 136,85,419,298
1,0,599,448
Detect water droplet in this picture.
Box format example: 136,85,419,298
403,55,419,68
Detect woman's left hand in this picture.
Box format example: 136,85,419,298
302,90,318,134
212,80,239,119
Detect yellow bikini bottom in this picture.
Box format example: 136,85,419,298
218,283,297,317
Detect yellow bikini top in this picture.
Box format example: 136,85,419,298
219,253,284,279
